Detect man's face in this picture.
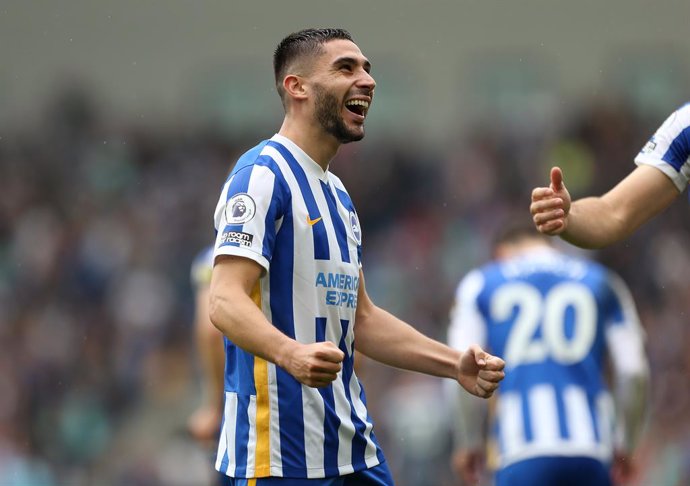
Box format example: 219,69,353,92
309,39,376,144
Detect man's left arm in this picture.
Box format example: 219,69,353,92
353,270,504,398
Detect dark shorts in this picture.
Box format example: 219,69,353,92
496,456,611,486
223,462,394,486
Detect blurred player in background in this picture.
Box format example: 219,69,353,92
208,28,505,485
530,103,690,248
188,245,233,486
188,245,225,444
447,223,649,486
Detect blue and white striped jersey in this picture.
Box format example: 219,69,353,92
212,134,383,479
448,248,646,469
635,102,690,192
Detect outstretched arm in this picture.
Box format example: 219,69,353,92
531,165,679,249
353,270,504,398
209,255,345,388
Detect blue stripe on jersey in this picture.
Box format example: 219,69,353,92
554,386,568,439
227,140,269,182
275,367,307,477
316,317,343,477
338,318,371,470
334,187,353,210
266,203,308,477
225,337,239,391
335,187,362,265
321,182,350,263
662,126,690,171
254,155,290,263
267,141,330,261
520,388,534,442
234,393,252,477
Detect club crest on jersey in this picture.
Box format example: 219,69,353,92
225,193,256,224
349,211,361,245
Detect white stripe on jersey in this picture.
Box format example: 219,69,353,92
267,363,283,475
245,395,258,477
498,393,525,459
564,386,595,446
216,391,239,476
529,385,560,446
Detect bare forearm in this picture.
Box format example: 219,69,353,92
209,291,296,369
195,289,226,406
563,166,680,248
355,305,460,378
614,374,649,452
562,197,631,249
452,390,486,449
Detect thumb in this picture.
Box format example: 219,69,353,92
550,166,564,191
322,341,345,362
468,344,487,367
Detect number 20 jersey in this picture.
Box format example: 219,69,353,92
448,248,646,468
212,134,384,479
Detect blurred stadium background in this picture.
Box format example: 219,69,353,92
1,1,689,484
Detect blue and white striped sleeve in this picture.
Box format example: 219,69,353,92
602,270,649,378
635,103,690,192
213,163,286,272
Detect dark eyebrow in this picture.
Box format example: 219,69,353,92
333,56,372,72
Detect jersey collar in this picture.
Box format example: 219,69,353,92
271,134,330,182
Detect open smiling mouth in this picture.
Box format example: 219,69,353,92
345,99,370,117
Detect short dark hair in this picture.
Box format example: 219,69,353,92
492,219,550,251
273,28,354,102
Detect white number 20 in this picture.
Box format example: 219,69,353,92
491,282,596,367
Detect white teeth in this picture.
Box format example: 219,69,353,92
346,100,369,108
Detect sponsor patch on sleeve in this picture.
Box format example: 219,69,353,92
220,230,254,247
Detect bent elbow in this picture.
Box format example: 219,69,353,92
208,289,226,333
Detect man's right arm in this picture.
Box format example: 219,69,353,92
604,271,650,484
209,255,344,388
531,165,679,249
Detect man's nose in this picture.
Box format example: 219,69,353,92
357,71,376,91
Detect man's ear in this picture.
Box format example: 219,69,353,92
283,74,308,101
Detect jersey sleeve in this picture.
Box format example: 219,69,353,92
447,269,487,350
602,271,649,377
213,163,287,272
634,103,690,192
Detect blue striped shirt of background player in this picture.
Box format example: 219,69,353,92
211,134,383,479
635,102,690,192
447,246,648,480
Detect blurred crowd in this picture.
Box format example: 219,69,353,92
1,88,689,485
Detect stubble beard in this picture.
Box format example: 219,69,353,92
313,84,364,144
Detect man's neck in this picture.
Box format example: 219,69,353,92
278,117,339,171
